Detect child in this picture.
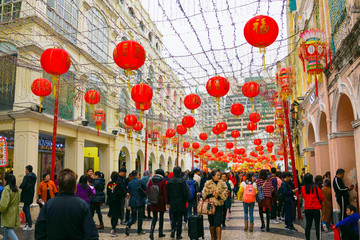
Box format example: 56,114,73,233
335,205,359,240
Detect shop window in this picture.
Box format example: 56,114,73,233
38,133,65,176
85,75,108,131
0,42,17,111
47,0,79,44
0,0,21,23
42,66,76,120
87,8,109,62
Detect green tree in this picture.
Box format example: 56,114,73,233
208,161,229,171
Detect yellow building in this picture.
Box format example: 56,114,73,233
0,0,193,185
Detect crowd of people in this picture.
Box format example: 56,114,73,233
0,165,358,240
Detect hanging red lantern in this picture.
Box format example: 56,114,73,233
259,151,264,155
242,82,260,101
212,126,221,135
199,133,208,141
192,142,200,150
249,112,261,123
133,122,143,131
234,148,241,155
244,15,279,70
84,90,101,107
226,142,234,149
166,129,176,138
266,142,274,148
276,67,295,100
93,109,106,136
135,101,152,111
182,116,196,129
230,103,244,117
131,83,153,104
206,76,230,114
204,145,210,151
218,152,224,157
124,114,138,127
239,148,246,154
184,94,201,113
40,48,71,76
31,78,52,109
194,159,199,164
265,125,275,134
113,41,146,75
183,142,190,149
176,125,187,135
212,147,219,154
254,139,262,146
231,130,240,139
247,122,257,131
216,122,228,132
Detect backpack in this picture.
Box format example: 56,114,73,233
147,183,160,204
243,182,256,203
256,180,267,203
187,180,196,201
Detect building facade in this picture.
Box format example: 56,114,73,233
0,0,193,187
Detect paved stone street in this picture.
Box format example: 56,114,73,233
2,200,336,240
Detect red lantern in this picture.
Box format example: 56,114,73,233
216,122,228,132
31,78,52,109
133,122,143,131
204,145,210,151
183,142,190,148
182,116,196,129
135,101,151,111
199,133,208,141
226,142,234,149
124,114,138,127
84,89,101,108
254,139,262,146
40,48,71,76
93,109,106,136
265,125,275,134
266,142,274,148
176,125,187,135
247,122,257,131
206,76,230,101
212,147,219,154
230,103,244,117
244,15,279,48
166,129,176,138
234,148,241,155
231,130,240,139
249,112,261,123
239,148,246,154
218,152,224,157
194,160,199,164
212,126,221,135
184,94,201,113
131,83,153,104
192,142,200,150
113,41,146,75
242,82,260,101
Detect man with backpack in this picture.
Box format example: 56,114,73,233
186,171,199,219
279,172,298,232
238,173,257,232
147,169,168,240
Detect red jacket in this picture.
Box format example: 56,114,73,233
301,185,324,210
147,175,168,212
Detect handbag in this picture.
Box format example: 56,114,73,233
125,196,131,210
197,197,215,215
331,225,341,240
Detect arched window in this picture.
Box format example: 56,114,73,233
148,65,154,80
0,42,17,111
87,8,108,61
148,32,153,42
119,89,129,127
47,0,79,43
139,21,145,31
155,42,159,51
121,36,127,42
0,0,21,23
128,7,135,18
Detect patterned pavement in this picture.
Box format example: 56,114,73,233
4,200,335,239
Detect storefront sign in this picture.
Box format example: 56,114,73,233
0,137,8,167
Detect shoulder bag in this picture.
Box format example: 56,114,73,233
197,196,215,215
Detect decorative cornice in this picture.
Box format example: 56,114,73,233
351,119,360,129
328,131,354,139
303,147,315,152
313,141,328,146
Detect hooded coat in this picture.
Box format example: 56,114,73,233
0,185,20,228
147,174,168,212
20,172,37,205
90,177,105,204
166,174,190,212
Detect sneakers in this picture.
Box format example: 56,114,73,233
110,229,118,237
22,225,33,231
277,217,283,222
137,230,146,235
285,226,298,232
280,217,285,221
270,219,281,224
323,224,329,232
226,217,230,221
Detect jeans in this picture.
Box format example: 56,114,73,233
208,206,223,227
243,202,255,223
185,199,197,223
3,227,18,240
171,211,184,238
23,204,32,227
127,206,144,233
90,203,103,223
284,203,294,228
305,209,321,240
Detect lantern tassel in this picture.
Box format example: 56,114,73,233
315,75,319,97
217,102,221,115
52,75,58,97
260,48,266,71
39,96,43,112
126,69,132,93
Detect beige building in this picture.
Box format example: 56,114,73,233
0,0,192,187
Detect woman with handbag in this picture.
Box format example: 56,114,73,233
202,171,228,240
255,169,274,232
301,173,324,240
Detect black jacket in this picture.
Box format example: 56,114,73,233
333,176,349,200
280,180,294,204
35,192,99,240
166,175,190,212
90,178,105,204
20,172,37,205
